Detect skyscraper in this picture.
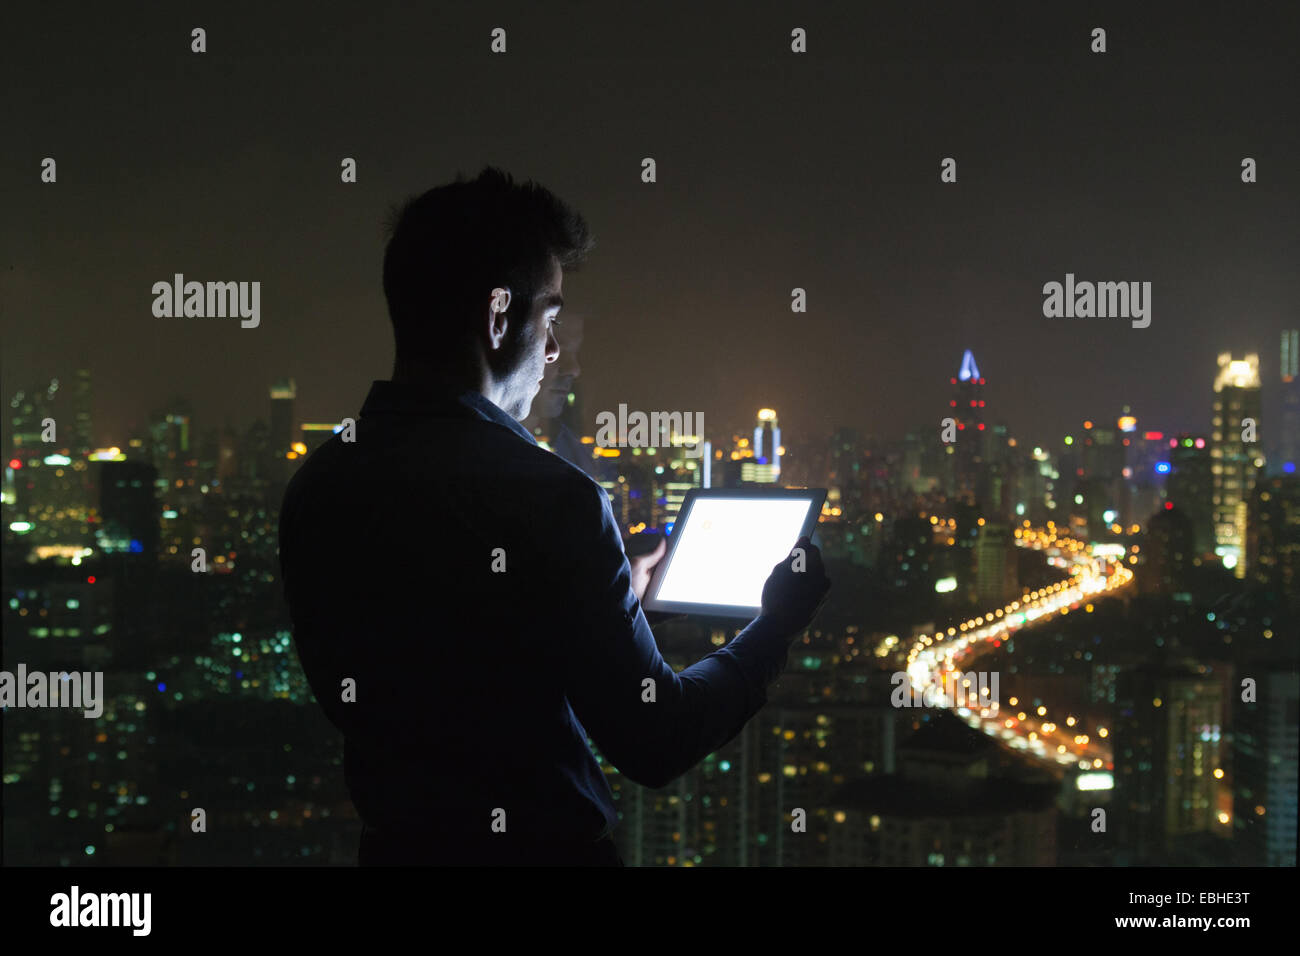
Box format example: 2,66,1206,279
8,378,61,453
829,426,864,513
751,408,781,482
1114,664,1225,863
974,520,1017,605
269,378,297,490
269,379,297,459
72,367,93,459
1232,669,1299,866
96,460,160,560
1246,474,1300,608
1278,329,1299,475
6,378,95,548
1166,434,1215,558
947,350,987,505
1140,505,1194,595
1211,353,1263,577
148,399,193,489
1079,419,1125,539
1125,424,1169,527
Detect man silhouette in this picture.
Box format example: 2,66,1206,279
278,166,831,866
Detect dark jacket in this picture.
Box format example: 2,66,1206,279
278,379,794,863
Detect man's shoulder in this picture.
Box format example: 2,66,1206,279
469,427,616,541
509,438,609,514
282,414,608,521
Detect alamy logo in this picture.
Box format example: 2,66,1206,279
1042,273,1150,328
152,273,260,328
891,670,1000,709
0,664,103,718
50,885,151,935
595,404,705,458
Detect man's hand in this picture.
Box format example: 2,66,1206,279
758,535,832,635
628,534,667,603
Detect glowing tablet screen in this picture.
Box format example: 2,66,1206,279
653,496,814,609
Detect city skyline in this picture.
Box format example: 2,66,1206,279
5,330,1295,867
9,337,1296,473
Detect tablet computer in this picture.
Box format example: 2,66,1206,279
641,487,827,618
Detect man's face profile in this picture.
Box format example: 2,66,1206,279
536,312,584,421
494,256,563,420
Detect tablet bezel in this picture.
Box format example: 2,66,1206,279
640,487,827,619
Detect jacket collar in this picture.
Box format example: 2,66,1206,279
359,379,538,447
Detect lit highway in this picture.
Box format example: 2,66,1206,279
902,523,1136,779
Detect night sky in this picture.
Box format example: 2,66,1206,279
4,1,1298,453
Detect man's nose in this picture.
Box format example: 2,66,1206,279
545,330,560,362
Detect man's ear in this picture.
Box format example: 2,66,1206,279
487,286,511,350
487,305,509,350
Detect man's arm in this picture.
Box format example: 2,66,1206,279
557,477,814,789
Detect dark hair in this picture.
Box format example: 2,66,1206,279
382,166,594,363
